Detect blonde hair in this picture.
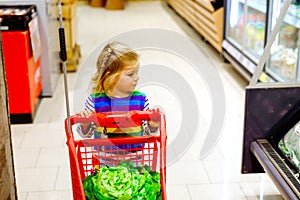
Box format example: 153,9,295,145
90,42,139,96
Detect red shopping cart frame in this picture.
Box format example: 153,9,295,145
65,110,167,200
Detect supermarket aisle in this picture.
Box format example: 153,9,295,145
11,1,283,200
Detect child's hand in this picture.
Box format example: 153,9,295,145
149,108,160,122
148,120,160,133
147,108,161,133
79,110,93,118
78,110,96,137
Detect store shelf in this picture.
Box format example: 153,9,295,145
167,0,223,53
284,13,300,29
195,0,215,12
167,0,196,27
239,0,267,14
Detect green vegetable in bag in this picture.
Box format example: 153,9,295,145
279,121,300,172
83,161,162,200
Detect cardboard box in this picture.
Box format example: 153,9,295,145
56,0,75,4
90,0,106,7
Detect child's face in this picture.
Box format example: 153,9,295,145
113,63,140,97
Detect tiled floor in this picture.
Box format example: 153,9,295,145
11,1,284,199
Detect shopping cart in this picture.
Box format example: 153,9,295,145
64,110,167,200
57,1,166,198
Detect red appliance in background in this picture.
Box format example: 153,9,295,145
0,5,42,123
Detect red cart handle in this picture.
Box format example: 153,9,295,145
67,109,161,128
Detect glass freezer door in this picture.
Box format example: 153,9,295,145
244,0,267,60
225,0,245,49
266,0,300,82
225,0,267,63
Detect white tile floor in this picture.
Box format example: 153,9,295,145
11,1,284,199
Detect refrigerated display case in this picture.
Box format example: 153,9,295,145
243,85,300,199
266,0,300,82
237,2,300,198
223,0,300,83
223,0,268,81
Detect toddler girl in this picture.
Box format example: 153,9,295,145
79,41,158,139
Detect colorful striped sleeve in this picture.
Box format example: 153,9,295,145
85,96,95,112
142,96,151,135
143,96,149,111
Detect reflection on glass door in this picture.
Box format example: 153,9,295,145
225,0,267,62
244,0,267,59
226,0,245,48
267,0,300,82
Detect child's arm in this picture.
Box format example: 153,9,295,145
77,96,96,137
142,97,160,134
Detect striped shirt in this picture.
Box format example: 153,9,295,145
83,91,150,137
85,91,149,113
